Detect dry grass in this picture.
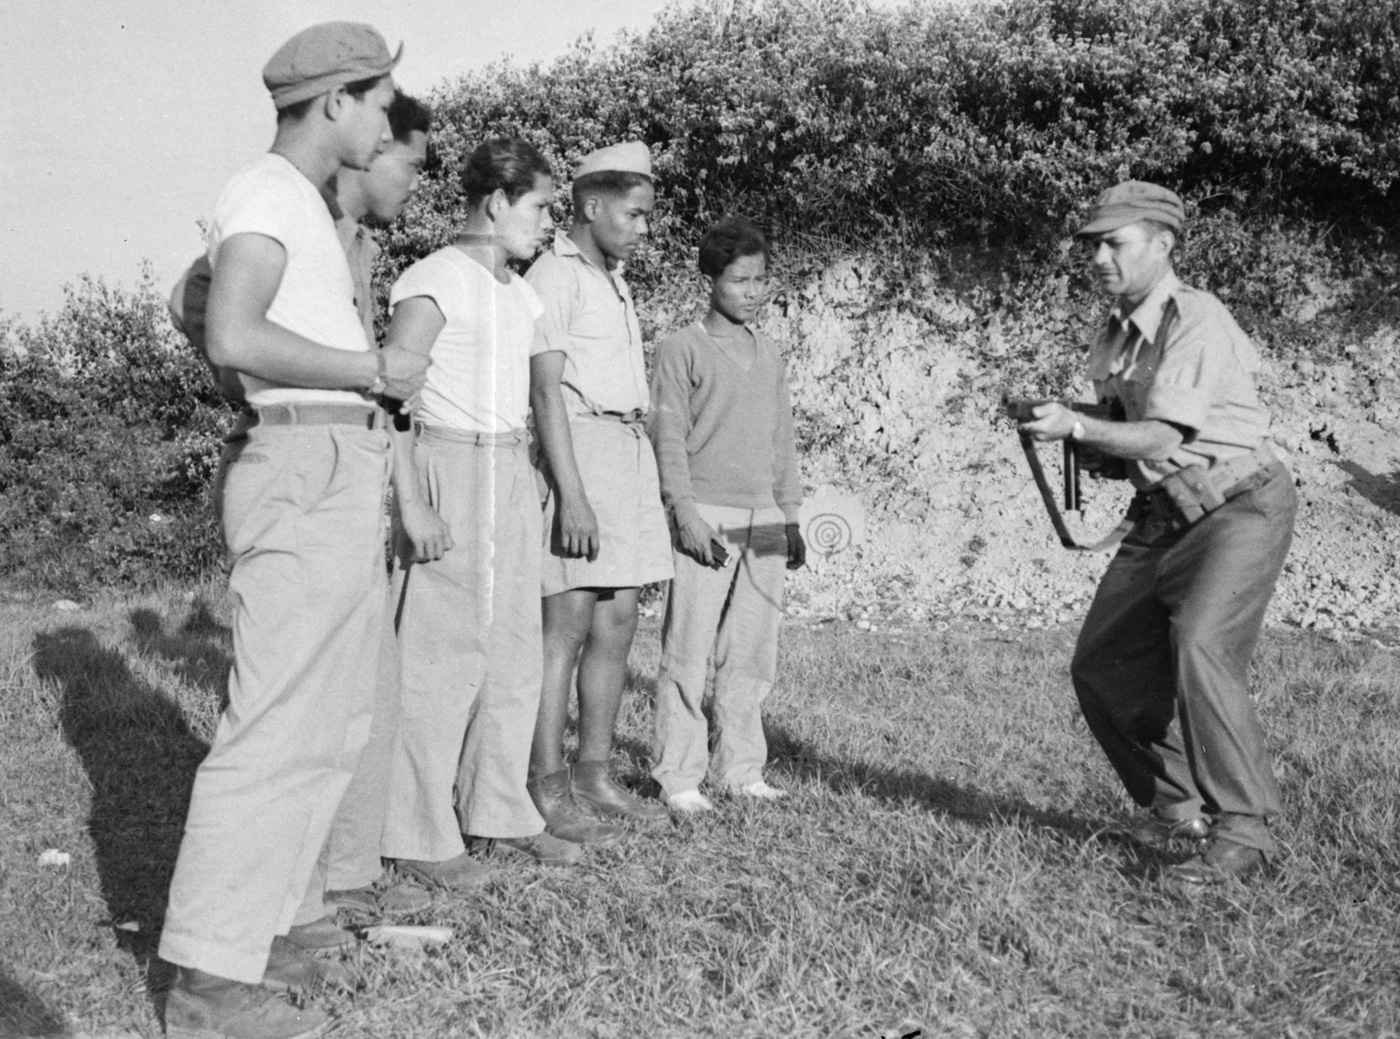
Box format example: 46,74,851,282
2,584,1398,1038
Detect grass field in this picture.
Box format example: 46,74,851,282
2,583,1398,1039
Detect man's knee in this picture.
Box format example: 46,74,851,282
591,591,640,645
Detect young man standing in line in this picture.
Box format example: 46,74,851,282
158,23,427,1039
524,142,673,831
381,139,621,892
647,216,805,814
168,90,439,935
1020,182,1296,886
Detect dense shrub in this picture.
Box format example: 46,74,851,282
381,0,1399,293
0,270,231,591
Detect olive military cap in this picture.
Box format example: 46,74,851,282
1076,181,1185,237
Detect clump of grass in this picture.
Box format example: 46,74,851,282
1,588,1397,1037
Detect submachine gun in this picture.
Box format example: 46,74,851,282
1004,397,1132,552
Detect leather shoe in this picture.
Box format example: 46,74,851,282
528,767,625,843
1116,811,1210,849
326,881,431,919
166,967,327,1039
468,831,584,867
1166,838,1269,886
393,852,492,892
570,760,669,824
285,916,356,953
262,936,352,995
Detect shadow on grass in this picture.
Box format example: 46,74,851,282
130,605,232,710
764,720,1102,844
1334,459,1400,517
0,965,68,1037
34,615,223,999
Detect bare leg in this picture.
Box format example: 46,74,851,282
526,588,627,842
531,588,598,775
566,586,666,823
576,587,640,761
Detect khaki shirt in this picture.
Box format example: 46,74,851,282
336,218,380,346
1089,272,1271,490
524,234,648,416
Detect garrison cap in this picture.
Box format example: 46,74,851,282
263,22,402,110
573,141,653,181
1076,181,1185,237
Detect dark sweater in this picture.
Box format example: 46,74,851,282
647,322,801,526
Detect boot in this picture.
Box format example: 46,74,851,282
570,760,668,824
527,767,625,843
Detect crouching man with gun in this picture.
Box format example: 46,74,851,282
1017,182,1296,887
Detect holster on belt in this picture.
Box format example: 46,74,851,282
1156,465,1225,526
1151,444,1276,529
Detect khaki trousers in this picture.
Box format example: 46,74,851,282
382,429,545,862
651,503,788,798
159,423,391,983
1072,462,1295,854
293,612,400,925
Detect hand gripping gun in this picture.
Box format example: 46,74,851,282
1004,397,1133,552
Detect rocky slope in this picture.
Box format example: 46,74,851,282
651,258,1400,640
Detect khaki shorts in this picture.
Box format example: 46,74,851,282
537,414,673,594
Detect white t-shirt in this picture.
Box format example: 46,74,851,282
208,153,370,407
389,246,543,432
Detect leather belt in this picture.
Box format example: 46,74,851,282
248,403,384,430
589,408,646,424
414,422,528,446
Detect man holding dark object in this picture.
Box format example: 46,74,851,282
1019,181,1296,886
647,216,805,815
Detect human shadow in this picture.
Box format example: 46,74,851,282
763,720,1104,847
0,965,68,1038
762,722,1175,881
35,616,223,999
129,604,231,710
1335,459,1400,517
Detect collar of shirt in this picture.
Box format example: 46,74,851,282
550,233,631,301
1110,271,1180,346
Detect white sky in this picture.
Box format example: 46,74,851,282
0,0,699,322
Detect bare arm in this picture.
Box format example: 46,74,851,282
384,296,452,562
1020,402,1185,460
206,233,378,389
530,350,597,561
206,233,428,398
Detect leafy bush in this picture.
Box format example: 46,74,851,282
0,269,231,591
384,0,1398,290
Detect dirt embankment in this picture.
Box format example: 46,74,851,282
685,259,1400,638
